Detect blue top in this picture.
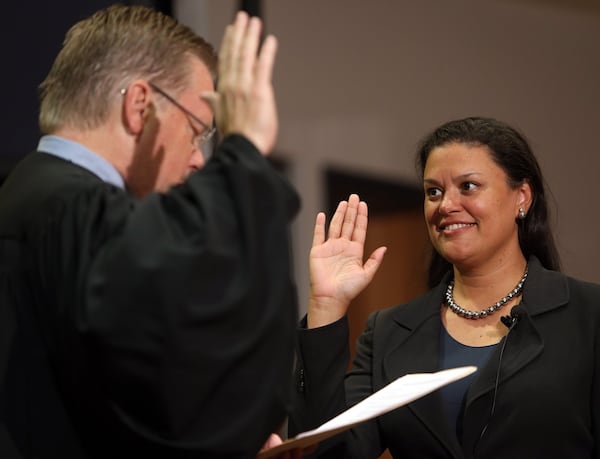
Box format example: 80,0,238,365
37,135,125,190
438,325,498,438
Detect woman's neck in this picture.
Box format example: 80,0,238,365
450,256,528,310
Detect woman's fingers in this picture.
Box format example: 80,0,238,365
312,212,326,247
339,194,359,240
327,200,348,239
326,194,364,242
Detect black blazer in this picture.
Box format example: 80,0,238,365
290,257,600,458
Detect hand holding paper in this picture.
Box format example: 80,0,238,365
257,366,477,459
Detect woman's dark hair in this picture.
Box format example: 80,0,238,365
415,117,561,287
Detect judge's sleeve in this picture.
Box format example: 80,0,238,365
74,135,299,454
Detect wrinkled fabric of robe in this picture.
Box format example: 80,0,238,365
0,134,300,458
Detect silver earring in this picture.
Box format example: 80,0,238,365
518,208,526,220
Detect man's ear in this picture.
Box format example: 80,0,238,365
122,80,153,135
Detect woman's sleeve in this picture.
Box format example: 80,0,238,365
289,312,385,458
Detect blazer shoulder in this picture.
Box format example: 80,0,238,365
368,286,443,333
565,274,600,308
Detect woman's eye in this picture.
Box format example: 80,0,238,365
461,182,477,192
425,187,442,198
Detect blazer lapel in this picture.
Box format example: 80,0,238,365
379,257,570,457
463,257,570,444
381,280,464,457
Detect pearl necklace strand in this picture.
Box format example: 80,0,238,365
444,266,528,319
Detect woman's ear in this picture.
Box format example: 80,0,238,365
121,81,152,135
517,180,533,215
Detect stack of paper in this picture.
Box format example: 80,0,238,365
257,366,477,458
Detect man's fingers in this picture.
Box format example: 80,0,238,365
218,24,234,81
200,91,219,110
225,11,248,85
214,11,279,154
255,34,278,86
239,16,262,87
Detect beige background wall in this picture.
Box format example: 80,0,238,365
175,0,600,314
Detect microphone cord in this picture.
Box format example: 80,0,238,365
472,316,518,458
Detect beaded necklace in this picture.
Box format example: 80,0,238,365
444,266,528,319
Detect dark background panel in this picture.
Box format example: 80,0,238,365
0,1,172,181
326,167,423,217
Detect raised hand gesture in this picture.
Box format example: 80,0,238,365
308,194,387,328
203,11,278,155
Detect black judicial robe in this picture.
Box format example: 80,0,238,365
0,135,300,458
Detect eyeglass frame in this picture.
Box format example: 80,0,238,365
147,82,216,150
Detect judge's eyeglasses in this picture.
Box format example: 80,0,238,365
121,83,216,152
148,82,216,151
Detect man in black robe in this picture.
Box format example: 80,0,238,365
0,6,299,458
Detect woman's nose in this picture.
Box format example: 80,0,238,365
438,189,460,215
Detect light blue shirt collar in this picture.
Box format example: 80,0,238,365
37,135,125,190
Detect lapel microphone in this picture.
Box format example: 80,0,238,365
500,304,523,329
500,313,518,328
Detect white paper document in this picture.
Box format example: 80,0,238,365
257,365,477,458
